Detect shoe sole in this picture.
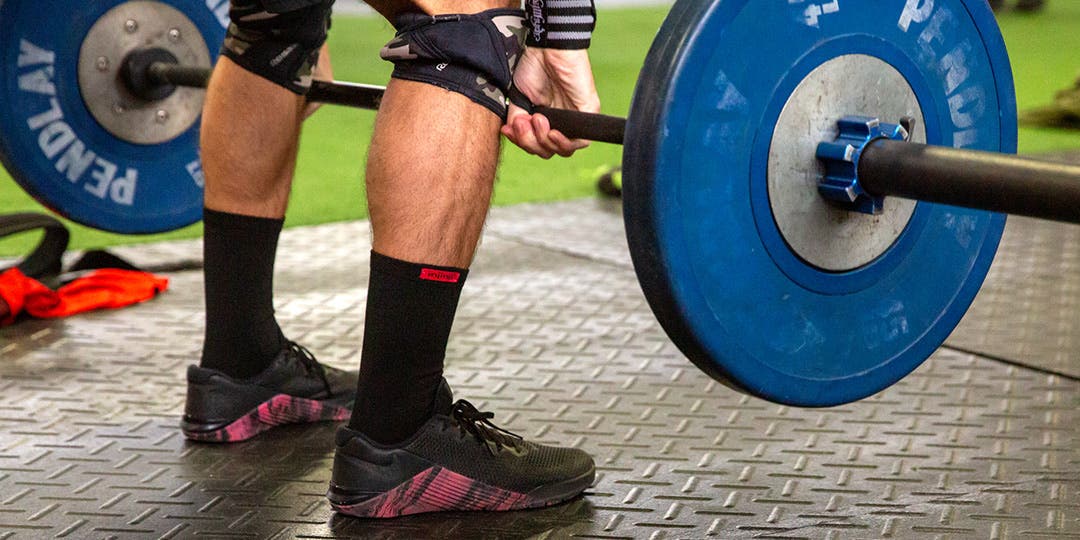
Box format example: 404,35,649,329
182,394,351,443
329,466,594,518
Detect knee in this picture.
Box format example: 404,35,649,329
379,8,527,118
221,0,334,94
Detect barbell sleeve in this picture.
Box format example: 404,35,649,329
859,139,1080,224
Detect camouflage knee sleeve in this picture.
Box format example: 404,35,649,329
380,9,527,119
222,0,334,94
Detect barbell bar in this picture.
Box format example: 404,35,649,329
2,0,1078,406
140,54,629,144
138,54,1080,224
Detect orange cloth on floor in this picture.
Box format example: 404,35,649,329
0,268,168,326
0,268,51,326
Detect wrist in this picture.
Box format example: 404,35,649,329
525,0,596,50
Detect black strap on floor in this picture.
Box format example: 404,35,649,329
0,213,70,279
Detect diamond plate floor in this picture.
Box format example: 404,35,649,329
948,215,1080,379
1,200,1078,539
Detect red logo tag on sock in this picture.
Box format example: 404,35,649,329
419,268,461,283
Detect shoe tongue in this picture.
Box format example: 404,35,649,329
432,379,454,415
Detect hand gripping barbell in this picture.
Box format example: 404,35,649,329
2,0,1079,406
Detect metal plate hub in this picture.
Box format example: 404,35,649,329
767,55,925,272
77,0,210,145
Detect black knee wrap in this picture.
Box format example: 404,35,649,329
380,9,527,118
221,0,334,94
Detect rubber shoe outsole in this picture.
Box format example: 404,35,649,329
329,466,594,518
182,394,351,443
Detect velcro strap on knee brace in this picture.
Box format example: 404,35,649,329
222,0,334,94
380,9,527,118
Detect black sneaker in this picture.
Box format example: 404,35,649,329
181,342,357,443
327,381,595,518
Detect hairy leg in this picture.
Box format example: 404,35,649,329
332,5,597,504
364,0,518,267
364,79,501,267
200,57,306,218
346,0,519,443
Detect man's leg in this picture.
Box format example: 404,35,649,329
345,78,500,444
328,0,595,518
202,58,304,218
182,1,357,443
346,0,512,447
197,58,300,379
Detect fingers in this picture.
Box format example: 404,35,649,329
503,105,590,159
531,114,589,157
503,104,552,158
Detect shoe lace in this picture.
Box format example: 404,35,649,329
288,341,332,397
450,399,523,455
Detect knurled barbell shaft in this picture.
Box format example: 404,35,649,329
859,139,1080,224
146,61,1080,223
146,61,627,143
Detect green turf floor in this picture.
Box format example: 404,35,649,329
2,4,1079,257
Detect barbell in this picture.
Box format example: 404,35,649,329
2,0,1079,406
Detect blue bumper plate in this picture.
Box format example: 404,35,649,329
623,0,1015,406
0,0,228,234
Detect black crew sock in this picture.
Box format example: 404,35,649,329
199,208,286,379
349,251,468,444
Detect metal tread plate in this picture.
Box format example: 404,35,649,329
1,200,1077,538
947,215,1080,379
